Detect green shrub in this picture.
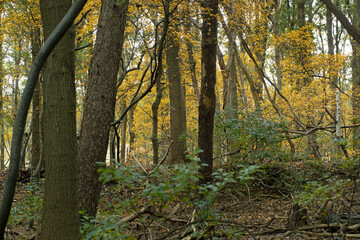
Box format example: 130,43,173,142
81,158,261,239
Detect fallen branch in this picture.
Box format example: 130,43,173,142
257,222,360,236
119,205,151,224
154,219,258,240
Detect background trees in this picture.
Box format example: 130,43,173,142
2,0,360,238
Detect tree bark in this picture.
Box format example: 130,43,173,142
352,0,360,150
78,0,128,218
167,29,187,165
198,0,218,184
184,4,200,103
120,99,127,163
30,26,41,170
13,38,22,121
274,0,282,90
40,0,79,238
128,107,136,156
151,71,163,165
0,3,3,170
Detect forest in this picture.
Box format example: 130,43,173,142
0,0,360,239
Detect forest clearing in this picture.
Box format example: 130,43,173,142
1,0,360,239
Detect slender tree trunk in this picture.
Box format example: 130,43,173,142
167,29,187,165
78,0,128,218
274,0,282,90
13,38,22,118
217,44,237,157
198,0,218,184
120,99,127,163
40,0,79,238
184,4,200,103
234,44,261,110
327,6,341,157
297,0,306,28
128,107,136,157
238,69,249,115
226,27,238,157
30,27,41,170
109,127,116,165
151,72,163,165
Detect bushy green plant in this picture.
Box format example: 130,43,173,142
215,110,288,164
81,158,262,239
296,178,350,206
9,181,43,227
80,215,135,240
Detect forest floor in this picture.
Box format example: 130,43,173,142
1,160,360,239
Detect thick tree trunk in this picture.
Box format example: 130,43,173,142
167,30,187,165
78,0,128,218
40,0,79,238
30,27,41,170
198,0,218,184
352,0,360,150
0,4,3,170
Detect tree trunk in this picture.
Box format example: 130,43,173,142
0,3,3,170
353,0,360,150
40,0,79,238
78,0,128,218
120,99,127,163
151,72,163,165
30,26,41,170
198,0,218,184
327,6,342,157
217,44,237,157
13,38,22,119
0,0,87,237
184,4,200,103
128,107,136,157
297,0,306,28
226,22,238,157
274,0,282,89
14,39,22,168
109,127,116,165
167,29,187,165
